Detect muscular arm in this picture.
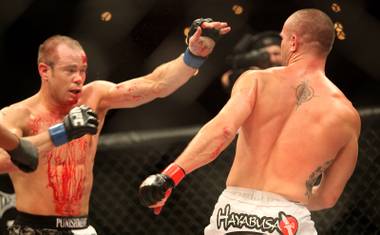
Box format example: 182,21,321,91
0,149,14,173
98,55,197,110
307,133,360,211
175,72,257,173
96,21,231,110
0,127,54,173
0,123,20,150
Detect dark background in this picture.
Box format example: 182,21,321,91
0,0,379,132
1,1,380,234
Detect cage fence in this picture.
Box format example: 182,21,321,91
1,108,380,235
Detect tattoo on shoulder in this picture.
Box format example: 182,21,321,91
295,80,315,108
305,159,334,199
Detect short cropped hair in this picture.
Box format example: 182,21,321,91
286,9,335,55
37,35,83,66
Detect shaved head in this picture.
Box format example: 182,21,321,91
284,9,335,55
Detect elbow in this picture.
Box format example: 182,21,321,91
206,119,236,141
207,122,236,157
220,125,236,141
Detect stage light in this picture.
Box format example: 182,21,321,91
334,22,346,40
232,5,243,15
100,11,112,22
331,3,342,13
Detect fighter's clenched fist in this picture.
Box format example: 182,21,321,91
48,105,99,146
139,163,186,215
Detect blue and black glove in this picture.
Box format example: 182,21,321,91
186,18,220,45
48,105,99,146
184,18,221,69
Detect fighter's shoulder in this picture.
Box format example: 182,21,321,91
82,80,115,98
232,70,259,90
0,100,33,126
342,102,361,136
83,80,114,91
236,67,282,88
241,66,283,79
330,97,361,136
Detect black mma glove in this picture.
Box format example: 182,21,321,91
139,163,186,215
48,105,99,146
183,18,224,69
8,138,38,173
186,18,220,45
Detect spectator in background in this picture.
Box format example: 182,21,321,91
221,31,282,91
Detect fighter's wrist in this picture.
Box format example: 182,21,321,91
162,163,186,186
48,123,68,146
183,48,206,69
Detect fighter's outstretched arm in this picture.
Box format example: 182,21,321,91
97,19,231,110
138,71,258,214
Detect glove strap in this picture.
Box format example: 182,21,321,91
48,123,68,146
162,163,186,186
183,48,206,69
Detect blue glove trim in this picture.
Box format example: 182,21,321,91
48,123,68,146
183,48,206,69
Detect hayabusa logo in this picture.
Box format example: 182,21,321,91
278,211,298,235
216,204,278,233
216,204,298,235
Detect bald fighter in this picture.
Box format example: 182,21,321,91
1,18,230,235
139,9,360,235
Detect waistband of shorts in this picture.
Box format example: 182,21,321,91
14,210,89,230
223,187,291,203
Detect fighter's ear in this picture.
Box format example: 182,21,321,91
38,63,50,81
290,34,298,52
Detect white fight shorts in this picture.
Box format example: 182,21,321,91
204,187,317,235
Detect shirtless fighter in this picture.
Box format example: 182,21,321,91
139,9,361,235
1,18,230,235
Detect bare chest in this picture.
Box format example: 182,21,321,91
27,115,93,165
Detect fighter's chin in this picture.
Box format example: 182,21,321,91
66,97,80,106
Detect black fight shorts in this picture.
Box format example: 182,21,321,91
6,211,97,235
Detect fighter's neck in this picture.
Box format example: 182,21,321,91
287,53,326,75
36,91,74,117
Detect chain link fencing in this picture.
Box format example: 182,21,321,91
1,108,379,234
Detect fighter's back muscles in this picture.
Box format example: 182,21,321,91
222,67,361,208
275,75,361,209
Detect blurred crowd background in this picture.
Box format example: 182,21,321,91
0,0,379,133
1,0,379,234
